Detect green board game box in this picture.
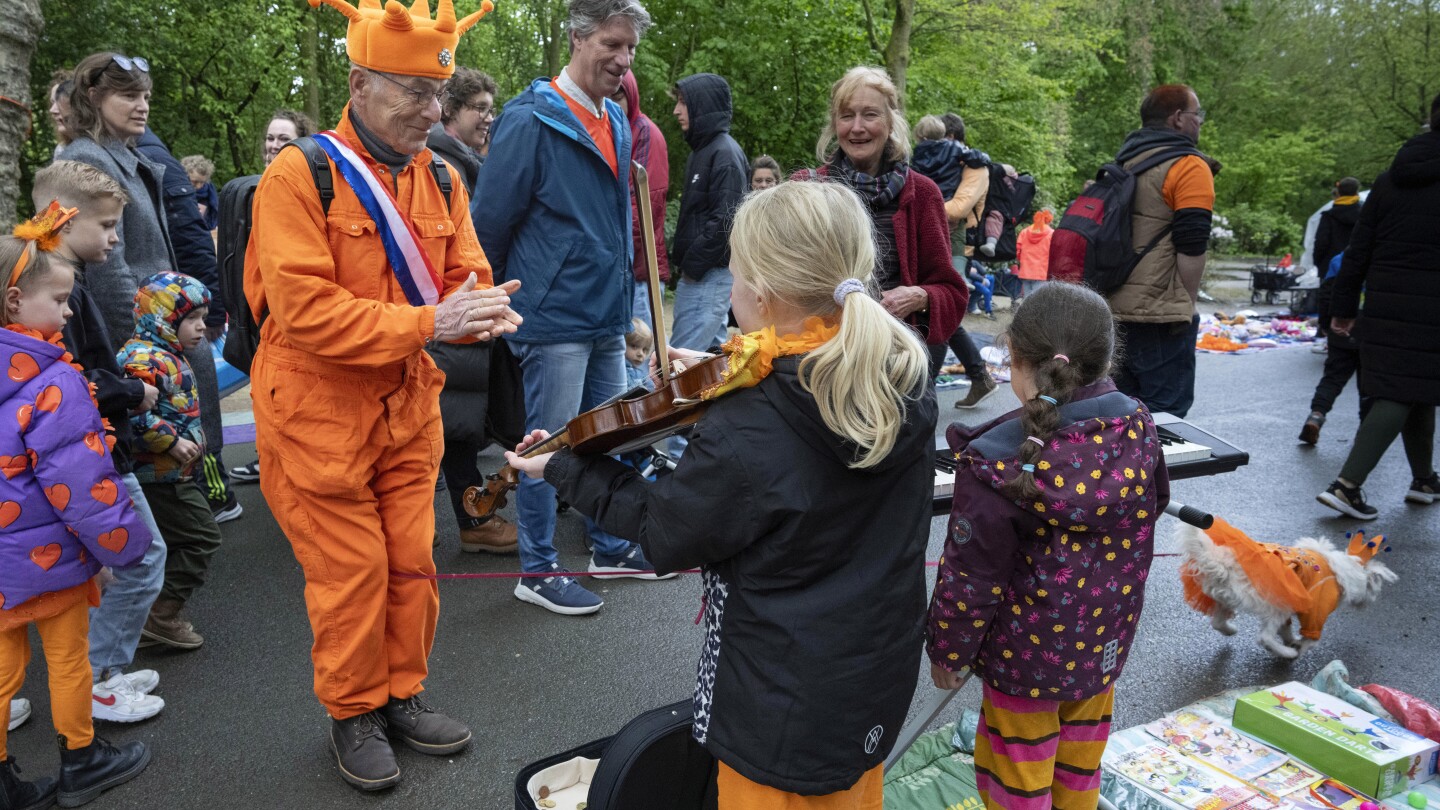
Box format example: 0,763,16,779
1233,682,1438,799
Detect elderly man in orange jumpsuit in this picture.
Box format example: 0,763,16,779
243,0,518,791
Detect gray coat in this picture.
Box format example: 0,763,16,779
56,137,178,351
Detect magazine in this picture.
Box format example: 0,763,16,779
1108,744,1260,810
1146,709,1291,782
1251,760,1324,797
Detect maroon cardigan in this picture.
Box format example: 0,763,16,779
792,164,969,344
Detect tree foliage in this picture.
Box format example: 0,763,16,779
20,0,1436,255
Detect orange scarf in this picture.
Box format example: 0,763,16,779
700,316,840,401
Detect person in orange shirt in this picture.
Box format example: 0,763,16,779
1013,208,1054,302
243,0,519,791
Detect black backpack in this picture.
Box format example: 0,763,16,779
218,136,452,375
968,164,1037,263
1048,148,1199,293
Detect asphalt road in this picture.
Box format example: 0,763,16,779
6,342,1437,808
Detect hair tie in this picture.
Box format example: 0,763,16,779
1021,464,1036,473
7,201,77,289
1036,395,1058,406
1026,436,1044,447
1053,353,1070,364
833,278,866,307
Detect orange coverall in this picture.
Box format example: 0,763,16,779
245,108,491,719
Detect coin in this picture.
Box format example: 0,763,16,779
538,801,555,809
538,787,550,800
577,803,588,810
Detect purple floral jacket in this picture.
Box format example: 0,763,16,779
926,380,1168,701
0,327,151,612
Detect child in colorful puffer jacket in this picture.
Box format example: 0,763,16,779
926,282,1167,810
0,224,153,809
118,272,222,651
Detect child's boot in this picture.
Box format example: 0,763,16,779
56,734,149,807
980,237,998,257
1,755,57,810
140,598,203,650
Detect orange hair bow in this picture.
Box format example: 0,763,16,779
7,200,78,289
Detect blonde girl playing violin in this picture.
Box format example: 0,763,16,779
507,181,938,809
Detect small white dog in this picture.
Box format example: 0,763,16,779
1178,521,1396,659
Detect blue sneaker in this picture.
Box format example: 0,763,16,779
589,543,678,581
513,566,603,616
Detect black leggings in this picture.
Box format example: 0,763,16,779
929,325,988,381
1338,400,1435,486
440,439,487,529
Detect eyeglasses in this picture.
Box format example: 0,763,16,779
111,55,150,73
368,69,447,108
459,99,494,116
1181,108,1207,123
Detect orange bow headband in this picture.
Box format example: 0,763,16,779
7,201,77,289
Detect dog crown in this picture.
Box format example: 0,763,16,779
308,0,494,79
1345,531,1390,564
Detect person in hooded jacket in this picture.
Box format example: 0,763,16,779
1014,208,1054,301
508,182,936,808
669,72,749,352
928,282,1166,810
611,69,670,326
1319,99,1440,520
1300,176,1366,445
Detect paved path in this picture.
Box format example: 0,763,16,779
7,341,1436,808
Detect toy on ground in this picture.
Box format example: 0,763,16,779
1178,521,1397,658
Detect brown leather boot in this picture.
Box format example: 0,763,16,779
459,517,518,554
141,598,204,650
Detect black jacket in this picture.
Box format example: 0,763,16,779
1314,199,1361,276
136,129,224,328
1333,130,1440,406
426,340,491,445
669,74,749,281
547,356,937,794
62,268,144,475
426,123,482,197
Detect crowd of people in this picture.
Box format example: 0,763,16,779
1,0,1436,807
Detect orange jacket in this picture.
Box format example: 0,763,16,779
244,106,492,369
1015,211,1054,281
1261,542,1341,641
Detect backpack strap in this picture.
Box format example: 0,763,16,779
285,136,336,216
429,154,452,213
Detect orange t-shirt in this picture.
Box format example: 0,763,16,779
1162,155,1215,211
552,80,618,177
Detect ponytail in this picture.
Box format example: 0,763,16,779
1001,355,1090,499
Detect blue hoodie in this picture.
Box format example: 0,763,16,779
472,78,634,344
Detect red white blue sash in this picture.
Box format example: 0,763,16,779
312,131,442,307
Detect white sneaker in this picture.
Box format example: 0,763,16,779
117,669,160,696
8,697,30,731
92,673,165,722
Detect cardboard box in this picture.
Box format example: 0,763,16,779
1233,682,1439,799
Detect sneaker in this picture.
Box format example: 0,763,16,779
329,712,400,792
513,566,603,616
1317,479,1379,520
8,698,30,731
1311,339,1328,354
57,734,150,807
140,598,204,650
209,492,243,524
92,674,164,723
954,374,998,409
1299,412,1325,445
590,543,677,581
230,460,260,483
1,755,56,810
117,669,159,696
459,516,518,554
1406,472,1440,504
383,695,471,756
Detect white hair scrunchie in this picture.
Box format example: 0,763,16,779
833,278,866,307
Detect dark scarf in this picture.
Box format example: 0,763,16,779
831,153,908,211
1114,126,1199,165
349,108,412,173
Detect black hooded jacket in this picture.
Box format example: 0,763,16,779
1333,130,1440,405
670,74,749,281
547,355,937,794
1314,199,1362,274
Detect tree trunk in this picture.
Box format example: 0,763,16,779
543,0,565,79
885,0,914,106
303,11,321,123
0,0,42,227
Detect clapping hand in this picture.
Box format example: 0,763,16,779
432,275,523,342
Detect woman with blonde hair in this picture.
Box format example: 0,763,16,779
794,66,968,355
506,181,937,808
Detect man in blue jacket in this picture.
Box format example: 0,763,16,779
473,0,672,616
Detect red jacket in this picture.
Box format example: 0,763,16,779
792,165,967,344
621,71,670,285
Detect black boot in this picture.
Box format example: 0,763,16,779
1,755,57,810
383,695,472,755
56,734,149,808
329,712,400,791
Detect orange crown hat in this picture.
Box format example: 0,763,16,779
7,201,78,288
1345,531,1391,564
308,0,495,80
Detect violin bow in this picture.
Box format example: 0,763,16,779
631,161,671,385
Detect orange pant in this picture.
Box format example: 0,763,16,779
1,589,95,756
717,762,884,810
253,343,444,720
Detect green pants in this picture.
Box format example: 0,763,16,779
1339,399,1436,486
140,480,223,605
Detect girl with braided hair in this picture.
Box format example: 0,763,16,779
926,282,1168,810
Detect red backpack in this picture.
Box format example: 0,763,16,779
1049,148,1198,292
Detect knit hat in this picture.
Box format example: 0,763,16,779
309,0,495,80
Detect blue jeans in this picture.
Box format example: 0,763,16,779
510,338,633,573
671,268,732,351
1113,315,1200,418
1019,278,1046,299
90,473,168,681
633,281,652,331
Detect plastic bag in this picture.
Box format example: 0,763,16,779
1360,684,1440,743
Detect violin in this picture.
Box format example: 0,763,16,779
463,162,728,520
